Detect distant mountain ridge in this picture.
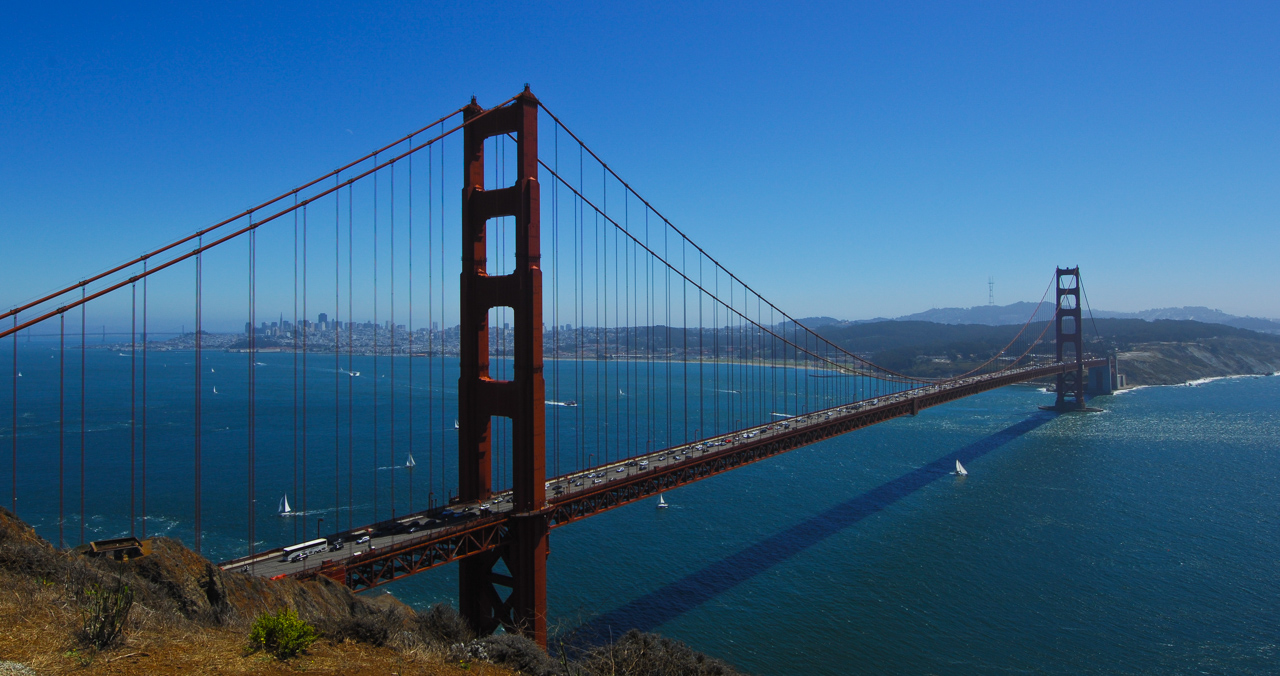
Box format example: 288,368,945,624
792,304,1280,335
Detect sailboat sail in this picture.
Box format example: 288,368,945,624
405,453,416,468
279,494,292,514
955,460,968,476
657,495,668,509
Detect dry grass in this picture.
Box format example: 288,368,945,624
0,569,514,675
0,506,518,676
0,509,747,676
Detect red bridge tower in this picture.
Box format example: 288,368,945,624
1054,267,1086,410
458,88,549,646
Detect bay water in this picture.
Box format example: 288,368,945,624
3,342,1278,674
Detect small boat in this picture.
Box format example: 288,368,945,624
279,494,292,515
657,495,669,509
618,388,626,396
212,386,219,395
453,419,460,430
955,460,968,476
564,400,577,407
405,453,416,468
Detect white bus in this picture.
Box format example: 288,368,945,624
281,538,328,563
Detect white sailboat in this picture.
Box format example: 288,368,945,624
212,385,218,395
656,495,669,509
405,453,416,468
955,460,968,476
279,494,292,515
454,419,460,430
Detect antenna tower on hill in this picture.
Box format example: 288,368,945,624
988,277,995,306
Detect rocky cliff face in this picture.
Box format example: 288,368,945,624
1117,338,1280,386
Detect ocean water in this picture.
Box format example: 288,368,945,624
2,342,1278,674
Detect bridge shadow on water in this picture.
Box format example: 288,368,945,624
567,411,1055,644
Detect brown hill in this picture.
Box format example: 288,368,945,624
0,506,511,675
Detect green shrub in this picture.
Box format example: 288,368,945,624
249,609,319,660
78,580,134,649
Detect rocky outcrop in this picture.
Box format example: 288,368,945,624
1117,338,1280,386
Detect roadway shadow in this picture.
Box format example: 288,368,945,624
567,410,1056,644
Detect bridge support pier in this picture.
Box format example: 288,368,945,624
457,88,549,647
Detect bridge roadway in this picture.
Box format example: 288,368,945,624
220,358,1107,589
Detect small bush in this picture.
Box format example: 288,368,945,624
575,629,743,676
78,580,134,649
325,611,395,646
451,633,561,676
415,602,474,647
249,609,319,660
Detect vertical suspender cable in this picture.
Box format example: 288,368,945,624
552,123,559,476
373,155,379,521
302,206,309,536
80,290,85,544
577,143,583,471
10,314,15,516
130,284,136,535
59,313,65,548
390,163,396,516
292,197,299,543
623,193,630,459
141,261,148,538
646,208,652,454
248,220,256,562
335,178,341,522
347,184,354,529
682,240,688,442
427,139,434,507
195,237,203,553
408,138,414,513
439,125,446,501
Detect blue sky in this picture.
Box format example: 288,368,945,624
3,1,1278,324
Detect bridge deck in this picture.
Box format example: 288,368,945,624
220,359,1107,588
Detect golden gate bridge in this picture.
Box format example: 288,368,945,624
0,86,1110,647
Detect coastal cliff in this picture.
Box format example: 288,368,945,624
1116,337,1280,386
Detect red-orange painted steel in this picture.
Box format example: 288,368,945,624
457,87,549,647
1054,267,1086,410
